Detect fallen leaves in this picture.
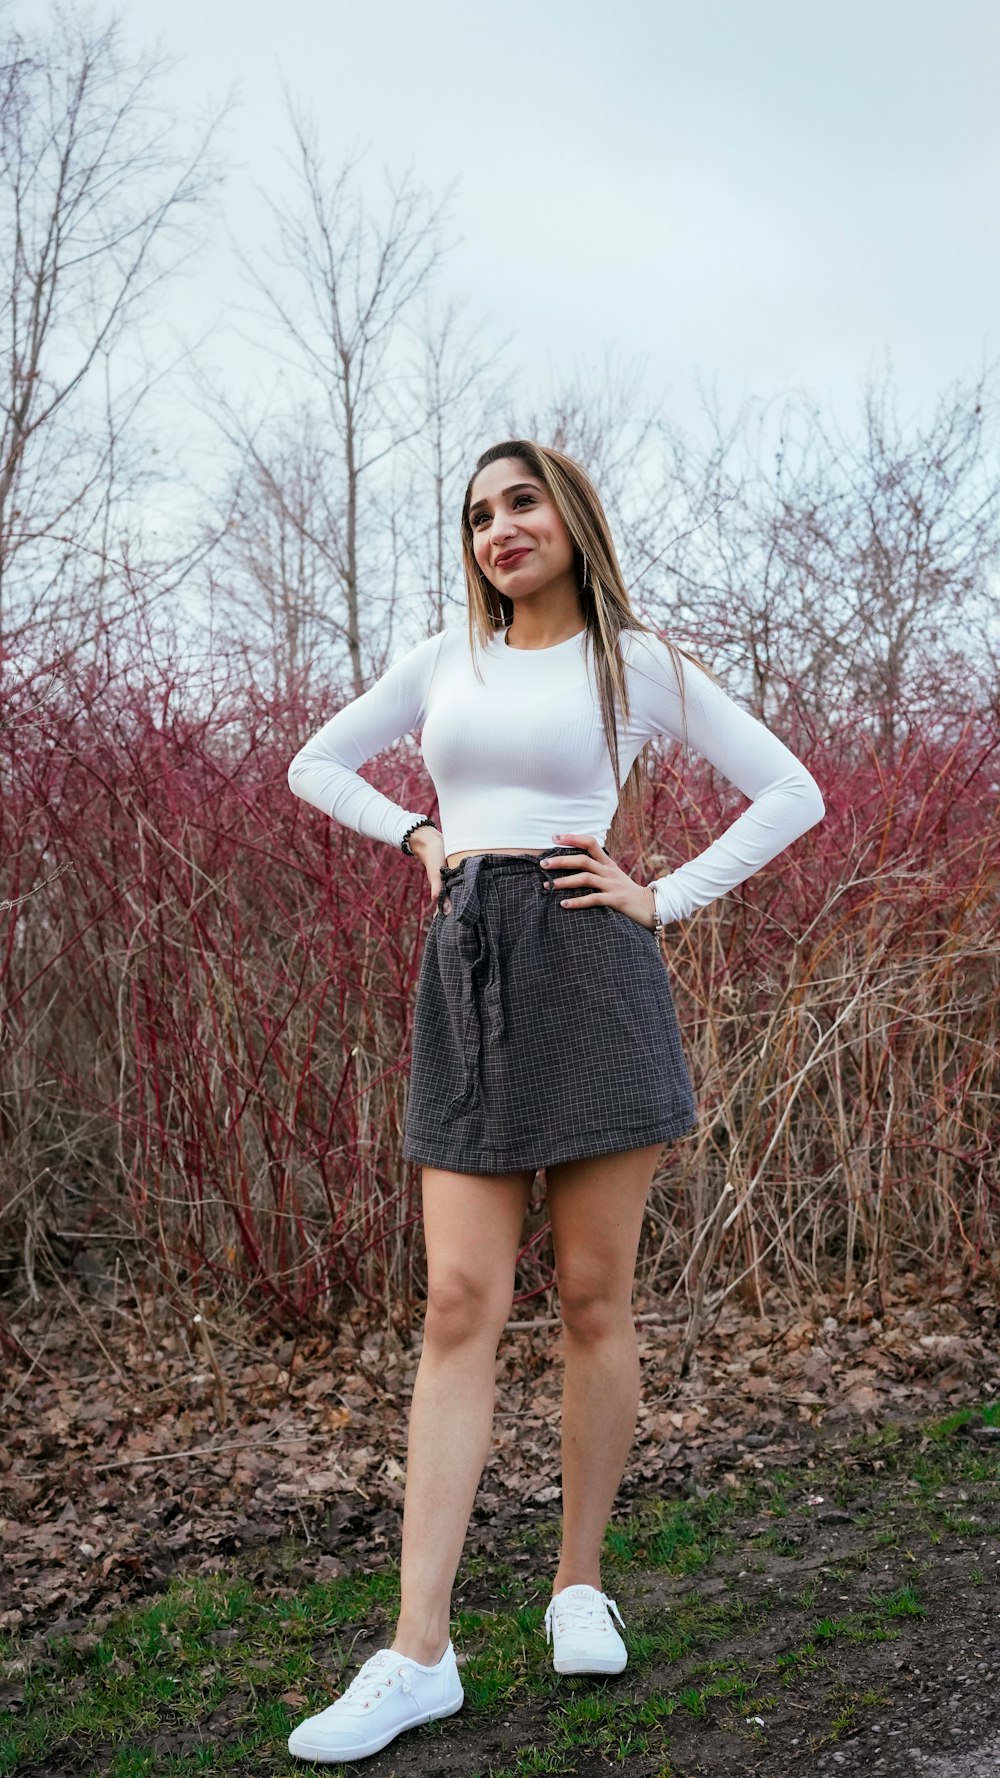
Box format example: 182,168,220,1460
0,1267,998,1641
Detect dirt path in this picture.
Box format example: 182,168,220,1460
5,1406,1000,1774
2,1280,999,1773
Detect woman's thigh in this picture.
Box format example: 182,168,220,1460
420,1165,536,1324
545,1144,665,1317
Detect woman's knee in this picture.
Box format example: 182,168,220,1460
557,1275,634,1341
424,1268,512,1346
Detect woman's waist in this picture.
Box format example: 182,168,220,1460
444,846,550,869
440,846,588,885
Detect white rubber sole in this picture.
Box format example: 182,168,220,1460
287,1692,464,1763
554,1652,627,1675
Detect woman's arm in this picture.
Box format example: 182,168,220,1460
287,630,446,848
631,637,826,925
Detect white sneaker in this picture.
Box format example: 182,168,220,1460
287,1641,464,1763
543,1583,628,1674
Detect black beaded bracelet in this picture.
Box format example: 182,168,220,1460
400,815,436,856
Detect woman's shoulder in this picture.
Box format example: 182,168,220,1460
615,626,730,746
623,623,722,681
409,619,477,659
382,623,457,677
619,623,699,690
618,623,666,661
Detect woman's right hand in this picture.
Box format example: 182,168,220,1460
408,823,447,909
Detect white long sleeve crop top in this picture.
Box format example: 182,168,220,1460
287,621,826,925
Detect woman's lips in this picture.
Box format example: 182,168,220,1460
496,549,530,569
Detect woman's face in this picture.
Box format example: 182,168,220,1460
468,457,576,601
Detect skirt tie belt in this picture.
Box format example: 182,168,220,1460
437,853,561,1123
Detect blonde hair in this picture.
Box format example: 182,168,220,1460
460,437,719,857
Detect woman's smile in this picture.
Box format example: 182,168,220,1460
468,456,580,634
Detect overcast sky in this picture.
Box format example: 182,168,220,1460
10,0,1000,527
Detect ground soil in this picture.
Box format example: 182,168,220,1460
1,1268,999,1774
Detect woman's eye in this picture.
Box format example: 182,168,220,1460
472,493,536,528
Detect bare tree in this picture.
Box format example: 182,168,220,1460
0,3,227,633
204,410,351,699
202,105,454,696
644,359,1000,742
390,291,513,634
828,362,1000,744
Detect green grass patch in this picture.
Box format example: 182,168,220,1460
1,1401,996,1776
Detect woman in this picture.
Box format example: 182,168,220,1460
285,439,825,1762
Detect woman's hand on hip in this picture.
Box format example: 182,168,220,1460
407,823,446,907
538,833,656,929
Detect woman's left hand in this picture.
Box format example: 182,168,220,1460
538,834,656,929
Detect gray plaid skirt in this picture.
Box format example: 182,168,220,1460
401,847,697,1175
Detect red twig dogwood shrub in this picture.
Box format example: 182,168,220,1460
1,626,997,1336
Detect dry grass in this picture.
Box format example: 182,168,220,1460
1,645,997,1356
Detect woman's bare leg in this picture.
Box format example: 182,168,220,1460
390,1163,535,1664
543,1144,664,1595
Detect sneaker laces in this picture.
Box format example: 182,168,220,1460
544,1586,626,1645
335,1649,416,1710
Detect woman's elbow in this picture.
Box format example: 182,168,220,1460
801,771,825,829
287,749,308,798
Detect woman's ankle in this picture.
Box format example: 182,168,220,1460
389,1628,451,1665
551,1569,603,1596
391,1603,453,1666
